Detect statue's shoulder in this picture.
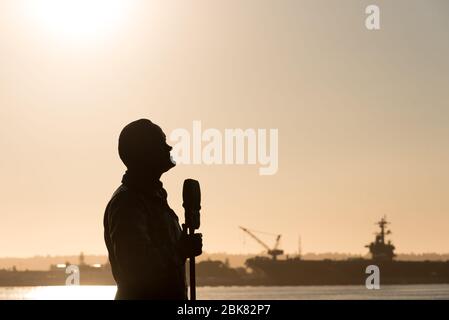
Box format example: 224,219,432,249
107,184,142,210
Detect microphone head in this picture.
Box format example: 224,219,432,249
182,179,201,210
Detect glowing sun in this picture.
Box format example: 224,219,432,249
22,0,133,43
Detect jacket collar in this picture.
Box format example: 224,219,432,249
121,169,163,196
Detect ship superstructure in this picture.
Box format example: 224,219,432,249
365,216,395,261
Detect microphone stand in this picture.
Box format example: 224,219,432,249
183,179,201,301
188,225,196,300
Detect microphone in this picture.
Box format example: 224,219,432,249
182,178,201,301
182,179,201,230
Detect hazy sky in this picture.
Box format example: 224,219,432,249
0,0,448,257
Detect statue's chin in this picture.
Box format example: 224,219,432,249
170,155,176,165
162,157,176,173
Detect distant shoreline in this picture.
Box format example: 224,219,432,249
2,252,449,271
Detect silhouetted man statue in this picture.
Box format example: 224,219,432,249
104,119,202,300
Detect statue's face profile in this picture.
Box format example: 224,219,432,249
119,119,175,174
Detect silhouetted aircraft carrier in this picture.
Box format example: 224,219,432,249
245,217,449,285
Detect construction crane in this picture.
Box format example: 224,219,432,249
239,226,284,260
